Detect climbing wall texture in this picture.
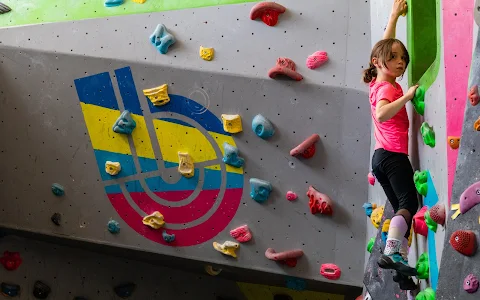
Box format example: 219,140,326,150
0,0,371,290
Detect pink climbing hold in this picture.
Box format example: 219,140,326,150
459,180,480,214
268,57,303,81
265,248,304,267
249,2,286,27
367,172,375,186
320,263,341,280
306,51,329,69
413,206,428,237
464,274,479,293
430,203,445,226
229,225,252,243
469,85,480,106
286,191,297,201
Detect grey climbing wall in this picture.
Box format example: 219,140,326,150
0,0,372,290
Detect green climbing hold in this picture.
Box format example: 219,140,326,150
412,86,425,116
367,237,375,253
416,287,435,300
414,170,428,196
421,122,435,148
424,210,437,233
415,252,429,280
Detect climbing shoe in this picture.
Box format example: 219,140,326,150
377,252,418,276
393,271,418,291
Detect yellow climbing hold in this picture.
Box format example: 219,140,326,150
105,161,121,176
370,205,384,229
178,152,194,178
382,219,391,233
213,241,240,258
408,225,413,246
132,0,146,3
142,211,165,229
143,84,170,106
204,265,222,276
200,46,215,61
221,114,243,133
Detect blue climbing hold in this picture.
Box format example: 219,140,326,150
107,220,120,234
381,231,388,244
150,24,176,54
362,203,375,217
249,178,272,203
104,0,123,7
222,142,244,168
162,230,176,243
285,276,307,291
252,114,275,139
1,283,20,297
51,183,65,196
113,110,136,134
114,283,136,298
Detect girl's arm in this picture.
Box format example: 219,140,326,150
383,0,407,39
376,85,418,122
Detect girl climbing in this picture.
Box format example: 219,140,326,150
363,0,420,290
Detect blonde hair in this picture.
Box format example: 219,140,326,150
363,38,410,83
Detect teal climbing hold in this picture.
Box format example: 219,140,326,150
222,142,244,168
252,114,275,139
107,220,120,234
104,0,124,7
162,230,175,243
1,283,20,297
113,110,136,134
249,178,272,203
51,183,64,196
150,24,176,54
412,86,425,116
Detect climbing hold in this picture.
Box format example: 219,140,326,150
464,274,479,293
367,172,375,185
51,183,65,196
413,170,428,196
265,248,304,267
420,122,435,148
469,85,480,106
370,205,384,229
415,287,435,300
249,178,273,203
249,2,286,26
51,213,61,226
162,230,175,243
411,86,425,116
413,206,428,237
0,252,22,271
178,152,195,178
132,0,146,3
415,253,429,280
114,283,136,298
285,276,306,291
448,136,460,149
290,134,320,159
408,224,413,247
222,142,244,168
450,230,477,256
306,51,329,69
286,191,297,201
430,203,445,226
475,117,480,131
205,265,222,276
459,180,480,214
320,263,342,280
200,46,215,61
107,220,120,234
213,241,240,258
367,237,375,253
0,3,11,14
113,110,136,134
142,211,165,229
424,210,437,233
221,114,243,133
105,161,121,176
143,84,170,106
33,281,51,299
362,203,377,217
381,219,391,243
1,283,20,297
251,114,275,139
229,225,252,243
307,186,333,215
268,57,303,81
150,24,176,54
104,0,123,7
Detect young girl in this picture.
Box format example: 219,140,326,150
364,0,420,290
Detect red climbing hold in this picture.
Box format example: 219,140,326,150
268,57,303,81
367,172,375,186
249,2,286,27
265,248,304,267
290,134,320,159
429,203,445,226
229,225,252,243
450,230,477,256
469,85,480,106
320,263,342,280
413,206,428,237
307,186,333,215
0,251,22,271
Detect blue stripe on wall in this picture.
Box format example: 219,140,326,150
74,72,119,110
105,184,122,194
138,157,158,173
114,67,143,116
424,171,439,291
94,149,137,180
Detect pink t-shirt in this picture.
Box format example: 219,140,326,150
369,78,409,155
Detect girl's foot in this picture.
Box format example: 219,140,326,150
393,271,418,290
377,253,418,276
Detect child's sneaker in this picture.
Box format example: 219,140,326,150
377,252,418,276
393,271,418,290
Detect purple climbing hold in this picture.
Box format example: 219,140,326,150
459,180,480,214
464,274,479,293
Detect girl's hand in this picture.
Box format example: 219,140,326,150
391,0,407,18
405,85,419,100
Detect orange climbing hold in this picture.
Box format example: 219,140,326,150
249,2,286,27
290,134,320,159
307,185,333,215
320,263,341,280
448,136,460,149
469,85,480,106
474,117,480,131
265,248,304,267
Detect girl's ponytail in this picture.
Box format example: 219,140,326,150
363,63,377,83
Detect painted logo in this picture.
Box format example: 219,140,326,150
74,66,244,247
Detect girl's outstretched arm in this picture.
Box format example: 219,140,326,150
383,0,407,39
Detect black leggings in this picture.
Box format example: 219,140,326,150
371,148,419,238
